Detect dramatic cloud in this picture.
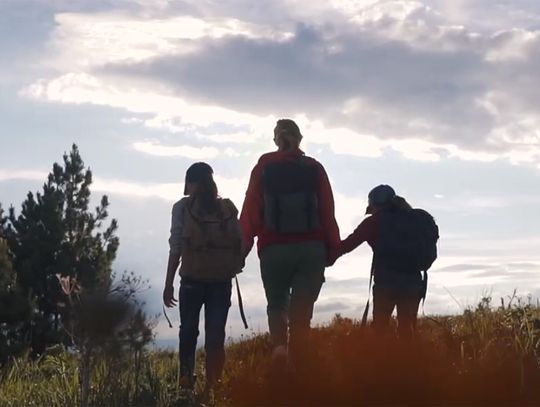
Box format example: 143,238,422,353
19,0,540,167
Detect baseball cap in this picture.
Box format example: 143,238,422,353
366,184,396,214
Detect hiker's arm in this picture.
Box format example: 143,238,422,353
226,199,247,270
163,254,179,308
164,200,184,307
339,216,375,256
239,162,264,256
318,164,341,258
164,253,180,288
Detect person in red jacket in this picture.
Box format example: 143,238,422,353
240,119,340,366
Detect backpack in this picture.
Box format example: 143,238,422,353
262,157,320,234
375,208,439,273
180,197,243,282
361,208,439,327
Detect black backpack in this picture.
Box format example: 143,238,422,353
262,157,320,234
361,208,439,327
375,208,439,273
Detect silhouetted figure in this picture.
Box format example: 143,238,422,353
163,163,243,396
336,185,439,339
240,119,340,368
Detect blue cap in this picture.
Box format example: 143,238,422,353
366,184,396,214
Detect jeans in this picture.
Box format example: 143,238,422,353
178,278,231,384
259,241,326,364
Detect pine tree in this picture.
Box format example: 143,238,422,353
1,205,12,293
0,220,32,363
5,144,119,355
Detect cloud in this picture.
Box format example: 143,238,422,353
431,261,540,288
0,170,46,182
20,0,540,167
93,177,181,202
46,11,293,70
314,300,351,313
425,0,540,33
0,167,247,207
93,174,248,205
21,72,275,135
133,141,220,159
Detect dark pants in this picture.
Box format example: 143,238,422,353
178,278,231,384
372,279,423,339
260,241,326,364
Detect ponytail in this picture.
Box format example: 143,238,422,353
185,162,219,214
193,174,218,214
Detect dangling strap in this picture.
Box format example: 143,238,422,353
361,257,375,328
236,276,249,329
421,269,428,314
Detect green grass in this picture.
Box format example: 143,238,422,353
2,296,540,406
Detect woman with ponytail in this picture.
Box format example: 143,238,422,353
240,119,341,370
163,162,243,399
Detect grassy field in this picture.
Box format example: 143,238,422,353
1,295,540,406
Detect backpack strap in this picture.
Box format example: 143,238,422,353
361,257,375,328
235,276,249,329
421,269,428,310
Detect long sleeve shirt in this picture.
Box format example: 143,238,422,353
168,198,187,258
339,213,378,256
240,150,341,255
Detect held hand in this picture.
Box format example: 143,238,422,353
163,285,177,308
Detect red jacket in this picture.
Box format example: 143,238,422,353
240,149,341,255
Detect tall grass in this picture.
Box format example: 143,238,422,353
1,296,540,406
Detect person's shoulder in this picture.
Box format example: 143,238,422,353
360,213,380,229
300,154,324,169
218,198,239,216
219,197,236,208
359,213,372,224
257,152,278,164
172,197,189,211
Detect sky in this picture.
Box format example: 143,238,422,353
1,0,540,347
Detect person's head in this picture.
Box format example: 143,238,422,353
365,184,396,215
274,119,303,152
184,162,218,211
